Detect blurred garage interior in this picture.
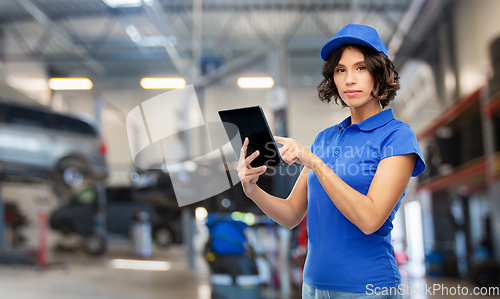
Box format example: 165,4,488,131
0,0,500,298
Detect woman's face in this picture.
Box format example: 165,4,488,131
333,47,376,108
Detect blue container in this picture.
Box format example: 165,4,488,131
206,214,248,255
426,251,444,277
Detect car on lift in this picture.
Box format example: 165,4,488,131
49,186,182,255
0,101,108,198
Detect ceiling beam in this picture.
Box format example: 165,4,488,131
194,49,267,88
1,37,333,63
14,0,105,75
309,13,333,38
212,12,241,48
143,0,192,77
387,0,427,59
282,9,308,46
151,3,411,13
0,1,412,24
392,0,450,68
244,11,275,47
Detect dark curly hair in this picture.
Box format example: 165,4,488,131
317,44,400,109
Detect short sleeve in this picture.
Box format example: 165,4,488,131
380,123,426,177
309,129,325,155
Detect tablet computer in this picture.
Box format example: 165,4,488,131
218,106,285,167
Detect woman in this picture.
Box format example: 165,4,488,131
237,24,426,298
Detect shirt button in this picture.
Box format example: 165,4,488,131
342,138,345,141
335,151,339,155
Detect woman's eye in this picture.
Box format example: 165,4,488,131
357,66,366,71
336,68,345,73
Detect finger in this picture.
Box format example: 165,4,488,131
244,150,260,168
245,165,267,176
241,165,266,181
282,149,290,164
281,143,297,160
283,154,292,165
242,172,261,185
239,165,266,181
274,136,286,144
239,137,249,165
283,148,299,165
290,149,301,163
279,145,291,158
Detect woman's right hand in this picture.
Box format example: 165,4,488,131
237,137,267,196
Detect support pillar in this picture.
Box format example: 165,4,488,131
267,45,293,299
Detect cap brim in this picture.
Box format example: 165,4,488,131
320,36,386,61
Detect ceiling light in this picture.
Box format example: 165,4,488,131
103,0,143,8
139,36,166,47
125,25,141,43
48,78,93,90
140,77,186,89
111,259,171,271
237,77,274,89
195,207,208,221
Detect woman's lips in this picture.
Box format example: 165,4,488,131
345,90,361,97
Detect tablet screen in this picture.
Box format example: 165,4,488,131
218,106,283,167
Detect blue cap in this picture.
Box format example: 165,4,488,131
320,24,388,61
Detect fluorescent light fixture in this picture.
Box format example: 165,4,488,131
139,36,166,47
404,201,426,277
195,207,208,221
198,285,211,299
140,77,186,89
103,0,143,8
125,25,141,43
48,78,93,90
237,77,274,89
111,259,171,271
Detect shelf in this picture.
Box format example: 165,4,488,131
415,86,500,193
483,90,500,117
417,87,483,141
416,151,500,193
416,156,487,193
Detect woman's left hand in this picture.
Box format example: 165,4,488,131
274,136,316,168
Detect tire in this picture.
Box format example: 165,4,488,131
81,234,106,256
472,260,500,288
153,227,173,248
52,157,91,200
58,221,73,236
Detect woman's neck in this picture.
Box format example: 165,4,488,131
349,102,383,125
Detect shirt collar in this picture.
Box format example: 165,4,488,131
339,109,395,132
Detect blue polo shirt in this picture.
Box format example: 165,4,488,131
303,108,426,293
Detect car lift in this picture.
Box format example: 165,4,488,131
0,179,38,266
0,177,68,270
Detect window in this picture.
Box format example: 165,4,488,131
107,188,134,203
6,106,51,128
55,115,96,136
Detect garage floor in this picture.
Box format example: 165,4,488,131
1,181,214,299
0,243,212,299
0,243,498,299
1,184,499,299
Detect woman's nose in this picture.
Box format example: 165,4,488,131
345,71,356,85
